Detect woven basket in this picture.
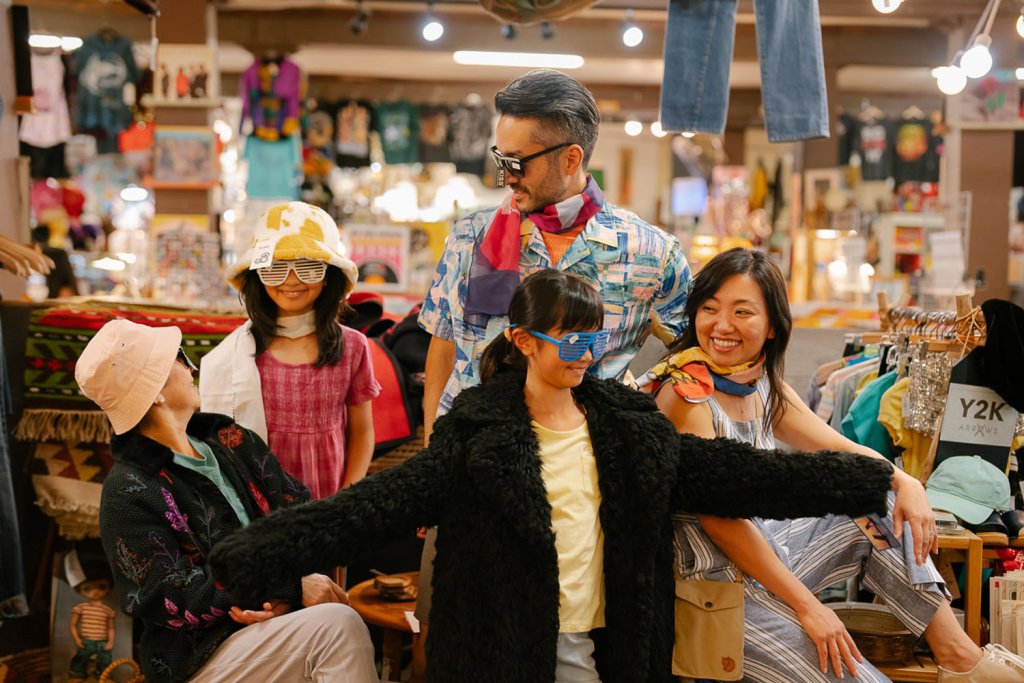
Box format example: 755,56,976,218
99,657,145,682
827,602,916,665
0,647,50,676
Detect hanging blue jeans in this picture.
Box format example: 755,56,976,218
0,320,28,620
660,0,829,142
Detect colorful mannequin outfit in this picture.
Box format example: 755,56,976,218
210,371,894,683
664,374,948,683
239,58,302,142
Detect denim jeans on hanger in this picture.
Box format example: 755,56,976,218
0,320,28,619
660,0,829,143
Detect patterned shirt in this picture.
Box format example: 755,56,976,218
419,202,691,416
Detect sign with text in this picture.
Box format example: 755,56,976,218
935,348,1019,471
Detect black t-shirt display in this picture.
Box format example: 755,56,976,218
448,104,492,176
893,117,939,185
418,105,452,164
856,115,893,181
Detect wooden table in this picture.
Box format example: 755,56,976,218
936,530,983,645
348,571,418,682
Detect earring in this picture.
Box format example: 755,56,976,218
155,395,166,406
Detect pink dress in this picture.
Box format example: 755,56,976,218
256,326,381,499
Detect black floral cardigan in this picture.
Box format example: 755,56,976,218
99,413,311,683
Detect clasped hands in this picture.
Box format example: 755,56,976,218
228,573,349,625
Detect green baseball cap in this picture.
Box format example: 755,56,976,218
925,455,1011,525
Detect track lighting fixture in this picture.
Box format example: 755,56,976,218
349,0,371,36
540,21,555,40
622,9,643,47
501,23,517,40
422,0,444,42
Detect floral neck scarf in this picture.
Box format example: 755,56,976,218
465,176,604,323
641,346,765,402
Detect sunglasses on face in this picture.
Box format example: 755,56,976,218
176,348,198,373
509,326,610,361
257,259,328,286
490,142,574,188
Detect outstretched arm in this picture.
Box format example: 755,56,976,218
210,438,454,608
674,433,893,519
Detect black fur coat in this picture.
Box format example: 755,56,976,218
210,371,892,683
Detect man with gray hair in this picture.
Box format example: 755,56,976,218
415,69,691,679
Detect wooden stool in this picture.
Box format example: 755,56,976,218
348,571,418,682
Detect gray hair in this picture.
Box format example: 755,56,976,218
494,69,600,165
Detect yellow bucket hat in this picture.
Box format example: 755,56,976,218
230,202,359,294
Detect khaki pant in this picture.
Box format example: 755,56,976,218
190,603,379,682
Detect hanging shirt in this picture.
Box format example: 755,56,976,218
334,100,372,167
20,50,72,149
244,135,301,200
841,371,898,460
856,116,893,181
74,32,139,151
240,57,303,141
374,100,420,165
893,117,938,186
448,104,493,176
418,104,452,163
836,112,859,166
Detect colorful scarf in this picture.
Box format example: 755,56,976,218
465,175,604,321
640,347,765,402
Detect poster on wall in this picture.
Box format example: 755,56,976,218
959,70,1021,124
152,44,214,103
407,221,448,294
153,126,218,186
342,224,409,292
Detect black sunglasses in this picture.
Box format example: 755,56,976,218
176,348,198,373
490,142,574,187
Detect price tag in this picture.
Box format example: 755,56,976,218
248,238,277,270
939,383,1018,447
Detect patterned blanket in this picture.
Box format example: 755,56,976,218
16,303,245,539
17,304,245,443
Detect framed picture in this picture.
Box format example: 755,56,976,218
342,224,410,292
153,126,218,186
959,69,1021,124
803,168,842,211
153,43,214,104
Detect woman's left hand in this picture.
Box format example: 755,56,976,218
892,472,937,565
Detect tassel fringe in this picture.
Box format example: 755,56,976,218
15,409,112,444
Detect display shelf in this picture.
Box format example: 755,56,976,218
873,213,951,278
143,95,224,109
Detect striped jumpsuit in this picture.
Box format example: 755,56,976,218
671,376,948,683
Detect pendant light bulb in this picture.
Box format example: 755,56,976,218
871,0,902,13
935,65,968,96
960,35,993,79
621,10,643,47
1017,12,1024,38
423,19,444,41
624,119,643,136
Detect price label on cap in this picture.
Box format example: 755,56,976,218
248,238,277,270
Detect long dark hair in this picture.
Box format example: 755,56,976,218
478,269,605,382
666,248,793,428
239,265,354,367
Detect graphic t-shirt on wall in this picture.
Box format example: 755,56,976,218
20,50,72,149
419,105,451,163
335,100,372,168
893,117,941,185
244,135,302,200
74,32,139,153
374,100,420,165
836,112,859,167
856,116,893,181
448,104,493,176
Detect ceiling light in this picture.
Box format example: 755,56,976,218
501,23,517,40
1017,67,1024,80
28,34,62,49
422,0,444,42
540,21,555,40
681,131,696,138
871,0,902,13
453,51,584,69
1018,11,1024,38
960,35,993,78
624,119,643,136
349,0,371,36
934,65,967,95
621,10,643,47
423,19,444,41
61,36,83,51
651,121,667,138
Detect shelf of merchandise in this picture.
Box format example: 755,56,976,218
873,212,950,278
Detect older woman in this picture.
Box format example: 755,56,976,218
652,248,1017,683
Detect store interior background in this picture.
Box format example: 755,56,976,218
3,0,1024,672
